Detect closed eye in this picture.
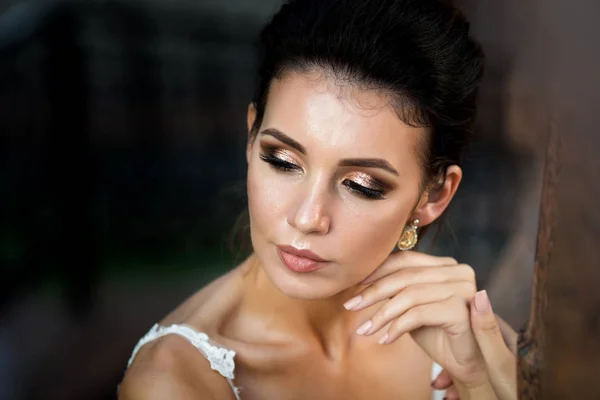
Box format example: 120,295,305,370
259,153,301,172
259,146,386,200
343,180,385,200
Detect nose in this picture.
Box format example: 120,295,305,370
287,177,332,235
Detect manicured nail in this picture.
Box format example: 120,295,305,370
356,320,372,335
474,290,490,314
378,333,389,344
343,295,363,310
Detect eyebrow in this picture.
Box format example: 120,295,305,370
338,158,399,176
259,128,399,176
260,128,306,154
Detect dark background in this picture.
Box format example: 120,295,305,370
0,0,565,398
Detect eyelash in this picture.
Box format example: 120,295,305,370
259,152,386,200
343,180,385,200
259,153,300,172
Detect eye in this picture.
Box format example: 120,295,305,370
343,179,385,200
259,153,301,172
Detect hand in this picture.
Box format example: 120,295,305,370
432,307,518,400
343,251,493,394
470,291,517,399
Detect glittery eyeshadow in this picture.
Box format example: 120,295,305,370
345,172,385,191
271,148,298,165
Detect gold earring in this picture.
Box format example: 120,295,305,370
398,219,419,251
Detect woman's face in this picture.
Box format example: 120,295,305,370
246,71,429,300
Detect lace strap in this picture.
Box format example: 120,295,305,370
127,323,240,399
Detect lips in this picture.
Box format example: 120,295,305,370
276,245,329,273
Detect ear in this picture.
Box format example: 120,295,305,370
246,103,257,164
412,165,462,226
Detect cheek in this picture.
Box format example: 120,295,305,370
337,206,406,269
333,185,420,277
247,161,288,237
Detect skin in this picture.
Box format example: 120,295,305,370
432,293,518,399
120,70,513,400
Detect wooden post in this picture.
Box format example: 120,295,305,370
518,112,600,398
517,119,560,399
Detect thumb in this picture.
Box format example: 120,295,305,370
471,290,517,400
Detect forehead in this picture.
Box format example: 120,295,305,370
262,71,426,167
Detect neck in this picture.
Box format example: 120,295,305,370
244,254,365,357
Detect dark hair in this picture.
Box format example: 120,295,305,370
251,0,484,186
230,0,485,256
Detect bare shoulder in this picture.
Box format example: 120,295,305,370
119,260,253,400
160,258,251,330
119,334,236,400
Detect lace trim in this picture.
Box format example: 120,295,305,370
127,323,240,399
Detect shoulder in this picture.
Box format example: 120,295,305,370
119,334,235,400
161,257,252,330
120,258,255,399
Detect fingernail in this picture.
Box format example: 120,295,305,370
378,333,389,344
343,295,363,310
356,320,372,335
474,290,490,314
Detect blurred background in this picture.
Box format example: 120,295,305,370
1,0,596,398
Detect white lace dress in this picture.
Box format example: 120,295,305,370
125,323,446,400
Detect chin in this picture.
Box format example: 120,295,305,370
272,274,341,300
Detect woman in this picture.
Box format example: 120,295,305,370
120,0,518,398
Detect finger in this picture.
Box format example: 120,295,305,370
347,264,475,311
495,314,518,354
359,282,474,336
444,385,460,400
431,369,453,390
471,291,515,361
471,290,517,400
361,251,457,284
400,298,478,366
380,298,478,367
